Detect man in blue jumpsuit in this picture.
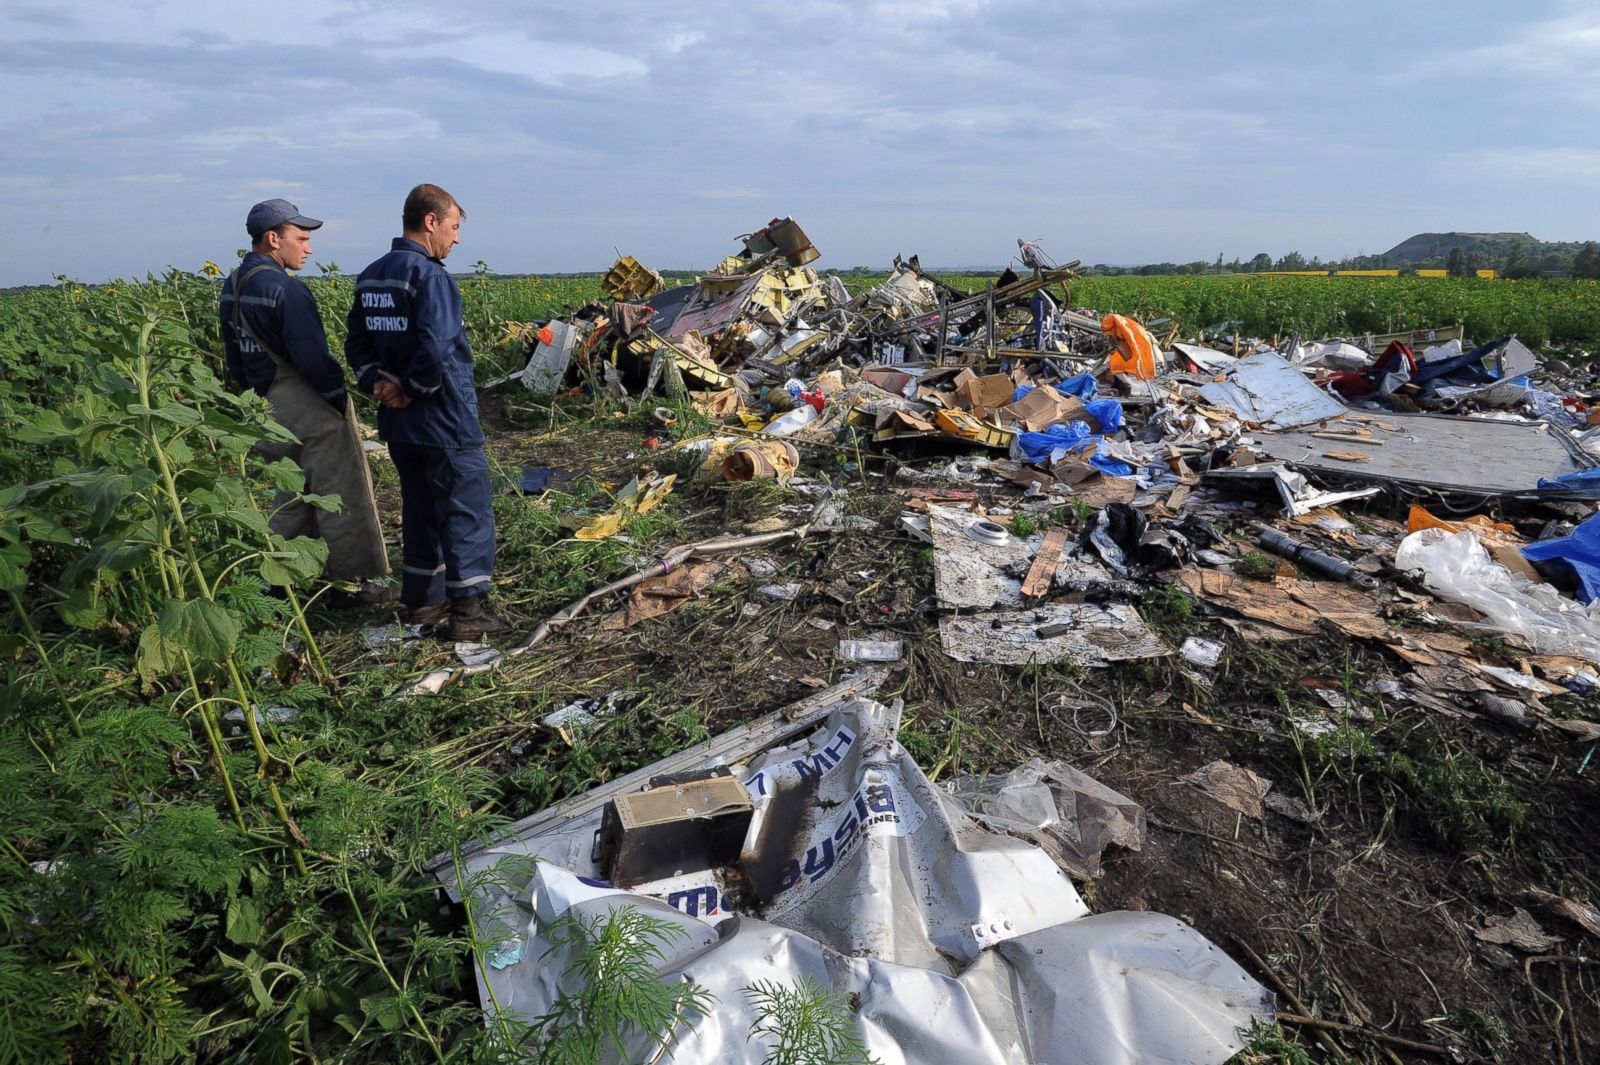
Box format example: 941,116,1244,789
219,199,391,599
344,184,509,639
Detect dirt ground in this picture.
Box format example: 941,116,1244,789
346,396,1600,1064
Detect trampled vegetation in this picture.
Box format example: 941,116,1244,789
0,269,895,1063
0,272,692,1062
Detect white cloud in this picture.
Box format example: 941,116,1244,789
0,0,357,47
415,33,646,83
1471,146,1600,181
662,29,704,53
3,1,1600,284
179,106,442,154
1470,11,1600,73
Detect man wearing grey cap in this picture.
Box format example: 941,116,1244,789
219,199,392,601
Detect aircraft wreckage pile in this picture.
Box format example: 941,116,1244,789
459,218,1600,1063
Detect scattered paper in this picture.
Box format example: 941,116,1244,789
1180,759,1273,819
839,639,904,663
1179,637,1224,669
1474,908,1563,953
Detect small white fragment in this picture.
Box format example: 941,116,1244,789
839,639,904,663
1178,637,1224,669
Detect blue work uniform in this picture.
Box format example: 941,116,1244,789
345,237,494,607
219,252,348,409
217,254,389,583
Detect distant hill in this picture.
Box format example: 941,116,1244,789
1383,231,1590,265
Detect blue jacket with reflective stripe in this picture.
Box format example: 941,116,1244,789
344,237,483,448
218,252,348,407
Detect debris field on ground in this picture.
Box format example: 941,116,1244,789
402,220,1600,1063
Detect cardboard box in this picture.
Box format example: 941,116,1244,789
600,775,754,888
958,373,1019,415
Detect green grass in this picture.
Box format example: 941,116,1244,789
934,272,1600,348
1306,721,1529,853
1231,1020,1320,1065
15,266,1600,354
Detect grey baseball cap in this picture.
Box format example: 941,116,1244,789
246,198,323,237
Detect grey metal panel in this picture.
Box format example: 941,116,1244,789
454,699,1272,1064
1255,410,1595,496
1199,352,1347,429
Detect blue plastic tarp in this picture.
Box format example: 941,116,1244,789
1084,398,1124,434
1523,511,1600,603
1089,441,1135,477
1016,422,1094,464
1414,336,1509,386
1012,377,1099,403
1055,374,1098,400
1015,424,1136,478
1537,468,1600,493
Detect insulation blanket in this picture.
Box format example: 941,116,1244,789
445,699,1272,1063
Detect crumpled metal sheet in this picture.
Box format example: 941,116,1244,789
442,698,1272,1063
1199,351,1347,430
923,503,1168,666
520,320,578,392
938,603,1167,666
928,503,1031,609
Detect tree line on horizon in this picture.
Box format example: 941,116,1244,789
1088,241,1600,279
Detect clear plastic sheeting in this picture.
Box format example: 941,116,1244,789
445,698,1272,1064
939,757,1146,879
1396,528,1600,662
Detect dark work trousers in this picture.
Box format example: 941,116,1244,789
387,441,496,608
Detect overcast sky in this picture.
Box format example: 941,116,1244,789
3,1,1598,285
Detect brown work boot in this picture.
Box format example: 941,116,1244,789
447,595,512,640
403,600,450,630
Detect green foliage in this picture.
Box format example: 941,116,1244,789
717,478,794,524
932,272,1600,349
531,906,712,1064
1141,583,1196,623
1307,722,1528,852
1572,241,1600,280
1441,1004,1512,1055
1386,742,1529,850
1234,550,1276,578
1232,1019,1318,1064
745,975,878,1065
490,473,683,616
0,273,514,1062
